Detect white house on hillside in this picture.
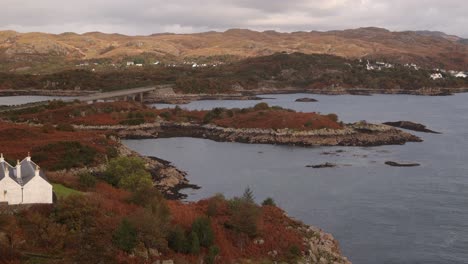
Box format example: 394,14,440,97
0,153,53,205
455,72,467,78
430,73,444,80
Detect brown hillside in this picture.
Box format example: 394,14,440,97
1,27,467,72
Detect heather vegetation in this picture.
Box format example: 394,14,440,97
0,121,114,170
1,53,466,93
0,156,305,263
5,100,343,131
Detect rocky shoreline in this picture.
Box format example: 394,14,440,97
68,120,421,201
295,221,352,264
115,142,198,199
75,121,422,147
0,89,94,97
2,86,467,105
142,86,468,104
383,121,441,134
56,140,195,200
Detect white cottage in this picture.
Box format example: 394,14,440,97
0,153,53,205
455,72,467,78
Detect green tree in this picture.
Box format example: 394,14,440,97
204,245,220,264
79,172,97,188
262,197,276,206
168,226,188,253
242,187,255,204
206,193,225,217
191,217,214,248
112,219,138,253
253,102,269,111
119,170,153,192
189,231,201,254
227,197,260,238
130,190,171,253
104,157,153,192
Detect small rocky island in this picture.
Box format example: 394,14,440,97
306,162,337,168
385,161,420,167
295,97,318,102
383,121,441,134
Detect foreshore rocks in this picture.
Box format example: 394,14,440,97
383,121,441,134
116,143,197,199
296,97,318,102
385,161,420,167
293,217,352,264
145,91,263,104
74,120,422,147
58,141,194,199
306,162,337,168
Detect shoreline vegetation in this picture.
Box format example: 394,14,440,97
0,99,423,263
3,100,422,147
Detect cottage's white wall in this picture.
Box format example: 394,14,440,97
22,176,53,204
0,176,23,205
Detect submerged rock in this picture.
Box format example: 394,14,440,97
306,162,337,168
295,97,318,102
383,121,441,134
385,161,420,167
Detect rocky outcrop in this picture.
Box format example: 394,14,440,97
145,91,263,104
306,162,337,168
295,97,318,102
383,121,441,134
116,143,197,199
74,121,422,147
385,161,420,167
295,221,352,264
58,140,194,199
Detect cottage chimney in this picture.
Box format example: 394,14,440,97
26,152,31,162
16,160,21,179
35,165,40,177
0,153,4,163
4,166,9,177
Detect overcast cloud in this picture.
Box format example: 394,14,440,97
1,0,467,37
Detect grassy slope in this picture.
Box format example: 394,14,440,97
52,183,82,199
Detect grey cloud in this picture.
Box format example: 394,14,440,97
0,0,467,37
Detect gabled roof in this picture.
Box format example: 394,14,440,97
0,155,49,186
0,161,15,182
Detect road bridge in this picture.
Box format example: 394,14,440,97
76,86,158,103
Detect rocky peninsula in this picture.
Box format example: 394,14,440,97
74,120,422,147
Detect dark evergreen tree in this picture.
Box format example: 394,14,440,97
112,219,138,253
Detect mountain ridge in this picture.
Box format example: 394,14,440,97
1,27,467,73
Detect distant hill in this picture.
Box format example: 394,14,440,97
0,27,467,73
1,53,467,93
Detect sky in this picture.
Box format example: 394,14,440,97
1,0,467,37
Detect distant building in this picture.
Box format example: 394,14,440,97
135,64,143,67
455,72,467,78
430,73,444,80
404,63,419,70
126,61,135,66
0,154,53,205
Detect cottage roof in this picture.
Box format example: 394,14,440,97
0,160,15,182
0,154,48,186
